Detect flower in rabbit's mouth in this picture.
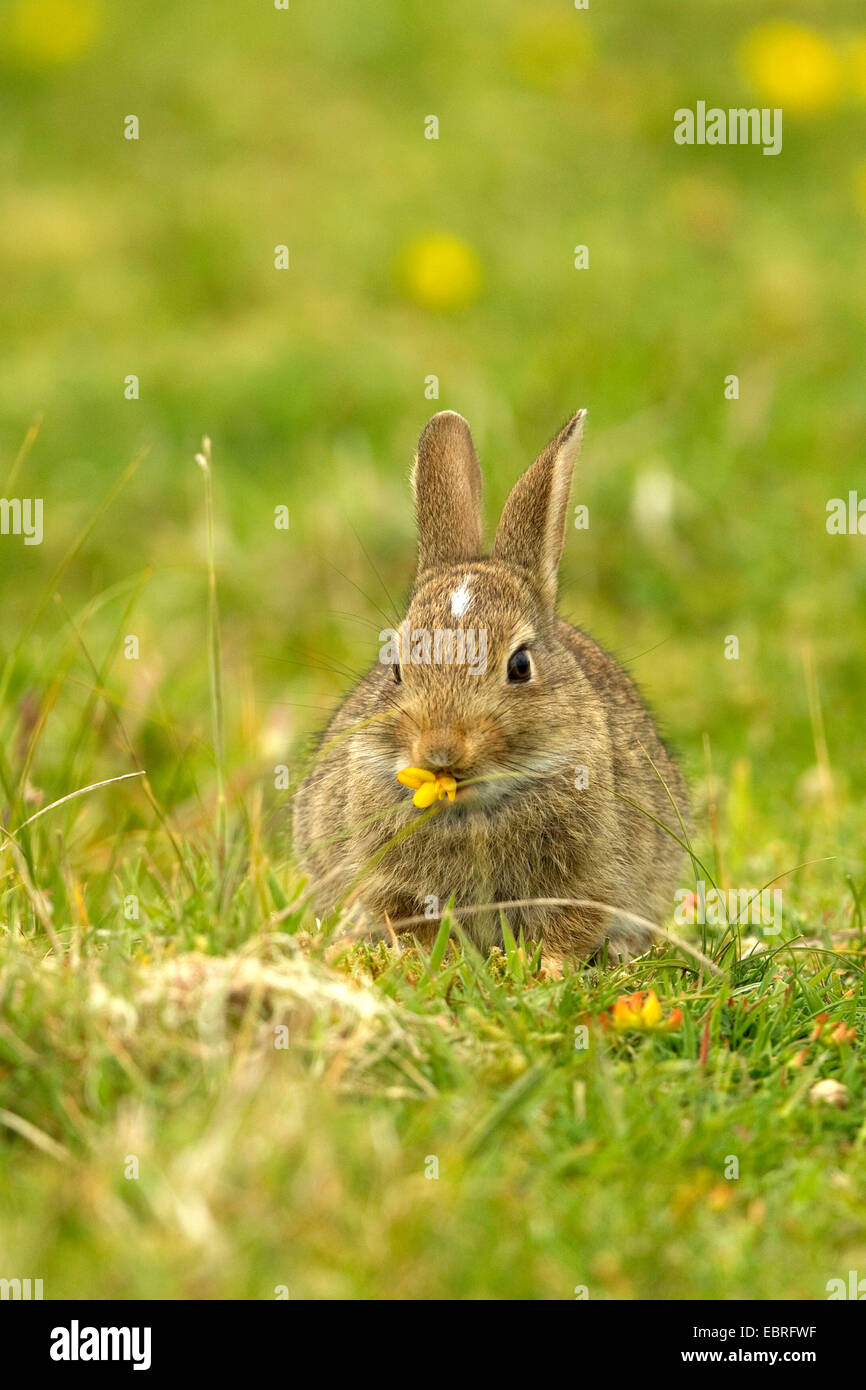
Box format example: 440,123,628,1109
397,767,458,809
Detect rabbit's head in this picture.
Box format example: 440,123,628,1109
372,410,596,811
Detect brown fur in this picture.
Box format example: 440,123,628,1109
293,410,688,959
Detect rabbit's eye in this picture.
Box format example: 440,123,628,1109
393,663,402,684
507,648,532,683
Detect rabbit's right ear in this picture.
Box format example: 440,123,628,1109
492,410,586,608
411,411,483,575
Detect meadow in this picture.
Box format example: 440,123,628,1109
0,0,865,1299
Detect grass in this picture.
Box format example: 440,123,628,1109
1,0,866,1299
0,446,864,1300
0,834,864,1299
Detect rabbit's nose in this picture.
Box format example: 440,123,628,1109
426,748,457,770
416,734,464,771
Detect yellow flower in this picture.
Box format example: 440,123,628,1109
610,990,682,1032
397,766,457,808
846,37,866,101
6,0,101,67
739,22,842,112
506,9,594,95
398,233,482,312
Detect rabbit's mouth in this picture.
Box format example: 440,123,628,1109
454,775,529,808
453,755,568,810
437,769,535,813
395,757,562,814
396,764,503,812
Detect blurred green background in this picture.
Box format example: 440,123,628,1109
1,0,865,875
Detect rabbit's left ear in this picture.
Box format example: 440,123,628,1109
492,411,586,607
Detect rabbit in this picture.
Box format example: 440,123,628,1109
293,409,689,961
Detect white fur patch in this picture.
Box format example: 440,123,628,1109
450,575,472,619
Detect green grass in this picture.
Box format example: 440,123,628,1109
0,460,863,1298
0,802,864,1299
1,0,866,1299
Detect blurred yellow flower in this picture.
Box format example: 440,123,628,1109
506,9,594,95
707,1181,734,1212
739,22,842,111
845,36,866,101
610,990,682,1032
6,0,101,68
399,233,482,312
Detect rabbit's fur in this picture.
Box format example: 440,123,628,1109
293,410,688,960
